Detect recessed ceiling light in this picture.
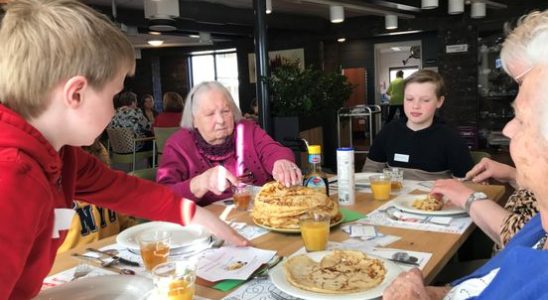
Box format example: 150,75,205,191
189,34,200,38
391,47,401,51
337,37,346,43
148,31,161,35
147,40,164,46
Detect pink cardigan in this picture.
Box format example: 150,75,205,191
157,120,295,205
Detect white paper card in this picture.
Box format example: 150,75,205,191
52,208,76,238
197,247,276,282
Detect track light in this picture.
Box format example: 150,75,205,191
385,15,398,30
330,5,344,23
448,0,464,14
471,2,486,19
421,0,438,9
199,32,211,43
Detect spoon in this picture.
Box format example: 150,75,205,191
71,253,136,275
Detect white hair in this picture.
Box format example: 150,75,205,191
180,81,242,129
500,10,548,140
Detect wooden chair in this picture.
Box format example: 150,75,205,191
153,127,179,163
470,151,491,165
106,127,156,172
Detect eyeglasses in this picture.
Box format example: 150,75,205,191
514,66,534,85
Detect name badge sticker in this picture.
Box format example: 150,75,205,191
394,153,410,163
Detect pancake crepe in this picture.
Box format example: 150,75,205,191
283,250,386,294
252,181,339,229
412,194,444,211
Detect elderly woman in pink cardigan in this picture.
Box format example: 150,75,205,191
157,81,301,206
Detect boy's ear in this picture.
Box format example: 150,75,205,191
63,76,88,108
436,96,445,109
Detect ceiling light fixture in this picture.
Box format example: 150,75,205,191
329,5,344,23
448,0,464,14
337,37,346,42
471,2,486,18
385,15,398,30
266,0,272,14
148,31,161,35
421,0,438,9
199,32,211,43
147,39,164,46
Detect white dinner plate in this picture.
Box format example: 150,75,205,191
116,221,211,251
392,194,467,216
35,275,153,300
270,250,403,300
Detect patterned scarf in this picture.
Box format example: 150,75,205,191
192,130,235,163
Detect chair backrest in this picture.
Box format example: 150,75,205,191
106,127,136,154
154,127,179,153
470,151,491,165
128,167,157,181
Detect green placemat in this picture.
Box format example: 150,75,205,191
212,279,245,292
340,207,366,223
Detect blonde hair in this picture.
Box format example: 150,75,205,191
180,81,242,129
0,0,136,119
162,92,184,112
500,10,548,74
404,69,446,99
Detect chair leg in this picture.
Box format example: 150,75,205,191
132,141,136,173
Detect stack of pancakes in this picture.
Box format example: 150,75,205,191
284,250,386,294
251,181,339,229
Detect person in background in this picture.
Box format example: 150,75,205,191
363,69,473,180
157,81,301,206
139,93,158,124
57,140,137,253
0,1,248,298
109,91,152,151
385,70,405,123
244,97,259,122
384,10,548,300
153,91,184,128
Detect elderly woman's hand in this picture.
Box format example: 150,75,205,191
383,268,430,300
272,159,303,187
190,166,239,198
465,157,517,185
431,179,475,209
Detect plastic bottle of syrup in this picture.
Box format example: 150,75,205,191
303,145,329,195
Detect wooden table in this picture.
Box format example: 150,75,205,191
50,183,504,299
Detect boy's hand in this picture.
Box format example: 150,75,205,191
189,205,251,247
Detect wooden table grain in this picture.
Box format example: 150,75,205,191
49,183,505,299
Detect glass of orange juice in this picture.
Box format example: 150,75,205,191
232,184,253,211
299,212,330,252
370,174,392,201
138,230,171,271
152,261,196,300
383,168,404,193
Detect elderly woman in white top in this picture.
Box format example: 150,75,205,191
383,10,548,300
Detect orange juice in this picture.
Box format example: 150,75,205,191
140,242,170,271
167,279,195,300
300,220,330,251
234,193,251,211
371,180,391,201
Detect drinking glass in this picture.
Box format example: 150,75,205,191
152,260,196,300
299,212,330,252
232,184,253,211
370,174,392,201
138,230,171,271
383,167,404,193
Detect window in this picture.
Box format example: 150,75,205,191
190,49,240,107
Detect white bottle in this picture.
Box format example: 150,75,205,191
337,147,355,206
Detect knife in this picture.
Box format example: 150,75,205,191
387,258,420,266
86,248,140,267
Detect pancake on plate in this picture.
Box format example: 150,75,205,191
252,181,339,230
412,194,444,211
283,250,386,294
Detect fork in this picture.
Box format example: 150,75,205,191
71,264,92,281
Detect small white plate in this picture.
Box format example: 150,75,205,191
36,275,153,299
392,195,467,216
116,221,211,251
270,250,403,300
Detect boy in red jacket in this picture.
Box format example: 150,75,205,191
0,0,248,298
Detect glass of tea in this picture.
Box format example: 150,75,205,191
138,230,171,271
383,167,404,193
152,260,196,300
299,211,330,252
369,174,392,201
232,183,252,211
